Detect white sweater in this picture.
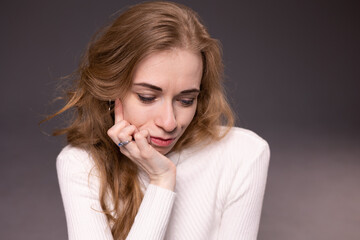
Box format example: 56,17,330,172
56,127,270,240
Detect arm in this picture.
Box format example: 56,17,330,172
217,143,270,240
56,147,114,240
126,184,176,239
57,146,176,240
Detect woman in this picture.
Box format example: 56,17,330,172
51,1,270,239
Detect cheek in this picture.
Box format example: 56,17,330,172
177,106,197,127
123,103,155,127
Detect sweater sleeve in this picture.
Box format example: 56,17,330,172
56,146,176,240
56,147,113,240
217,143,270,240
126,184,176,239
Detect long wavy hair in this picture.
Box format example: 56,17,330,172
46,1,234,239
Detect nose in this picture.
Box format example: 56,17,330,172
155,101,177,133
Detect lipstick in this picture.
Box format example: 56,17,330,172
150,137,175,147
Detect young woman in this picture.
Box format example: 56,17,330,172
51,1,270,239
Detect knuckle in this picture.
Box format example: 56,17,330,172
117,132,127,140
134,132,142,140
127,125,135,133
107,128,115,137
121,120,129,127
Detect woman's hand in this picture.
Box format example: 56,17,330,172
107,99,176,191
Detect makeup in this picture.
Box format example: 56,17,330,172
150,136,175,147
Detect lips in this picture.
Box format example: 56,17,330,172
150,136,176,147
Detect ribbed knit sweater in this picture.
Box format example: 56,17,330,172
56,127,270,240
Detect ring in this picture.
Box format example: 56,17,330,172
118,140,131,147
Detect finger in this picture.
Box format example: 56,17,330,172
134,129,152,156
115,126,141,159
117,125,137,143
114,98,124,124
118,146,139,166
107,120,130,143
118,144,130,155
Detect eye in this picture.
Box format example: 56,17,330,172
178,98,195,107
137,94,156,103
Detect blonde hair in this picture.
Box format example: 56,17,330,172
46,1,234,239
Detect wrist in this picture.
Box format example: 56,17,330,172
149,168,176,191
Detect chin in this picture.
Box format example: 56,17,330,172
154,146,172,155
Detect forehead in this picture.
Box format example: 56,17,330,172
132,49,203,90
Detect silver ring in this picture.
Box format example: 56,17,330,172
118,140,131,147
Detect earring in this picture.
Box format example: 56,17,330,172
108,100,111,111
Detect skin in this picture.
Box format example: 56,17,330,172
107,49,203,191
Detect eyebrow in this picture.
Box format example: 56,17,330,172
134,83,162,91
133,83,200,94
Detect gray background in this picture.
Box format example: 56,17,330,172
1,0,359,239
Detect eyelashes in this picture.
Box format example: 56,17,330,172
179,99,195,107
137,94,156,103
137,94,195,107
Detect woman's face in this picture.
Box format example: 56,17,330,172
122,49,203,155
